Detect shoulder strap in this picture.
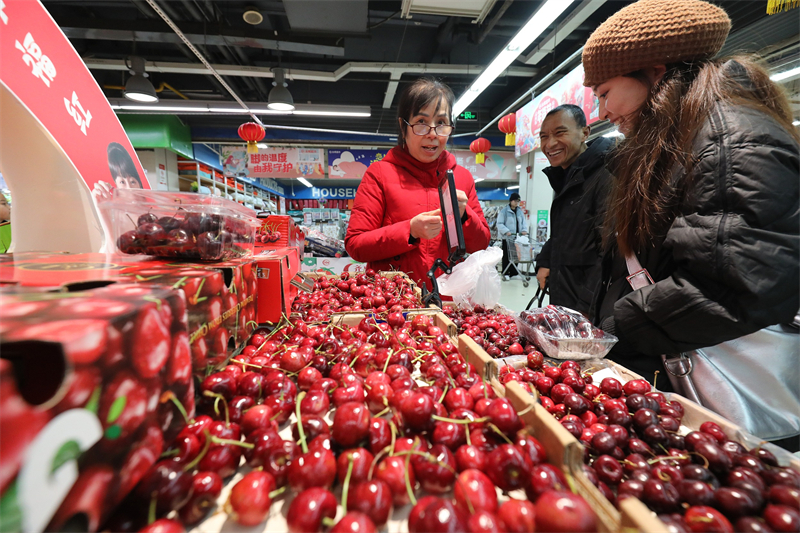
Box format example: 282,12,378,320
625,253,654,290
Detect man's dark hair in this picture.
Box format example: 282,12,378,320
545,104,587,128
396,77,455,147
107,142,142,187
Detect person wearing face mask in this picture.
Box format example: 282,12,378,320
345,77,491,290
534,104,614,314
582,0,799,416
496,193,528,280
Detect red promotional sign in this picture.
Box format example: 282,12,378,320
0,0,147,191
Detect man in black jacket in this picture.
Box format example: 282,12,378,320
535,104,614,315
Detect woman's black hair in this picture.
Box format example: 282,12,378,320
396,77,455,147
107,142,142,187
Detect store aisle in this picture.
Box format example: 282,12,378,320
497,277,547,313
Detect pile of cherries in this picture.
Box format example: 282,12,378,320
498,359,800,533
117,211,254,260
112,312,599,533
255,224,282,244
444,304,533,359
291,269,424,321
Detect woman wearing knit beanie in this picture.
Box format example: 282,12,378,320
584,0,800,444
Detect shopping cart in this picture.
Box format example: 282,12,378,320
501,235,534,288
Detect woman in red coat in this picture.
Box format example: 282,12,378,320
345,78,491,290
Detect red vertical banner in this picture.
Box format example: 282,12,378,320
0,0,148,191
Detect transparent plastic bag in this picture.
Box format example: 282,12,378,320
437,247,502,308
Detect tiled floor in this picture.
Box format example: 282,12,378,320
497,275,549,313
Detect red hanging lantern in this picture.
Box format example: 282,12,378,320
238,122,265,154
470,137,491,165
498,113,516,146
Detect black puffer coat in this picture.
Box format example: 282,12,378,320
536,137,614,314
594,101,800,382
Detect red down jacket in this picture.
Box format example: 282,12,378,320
345,146,491,290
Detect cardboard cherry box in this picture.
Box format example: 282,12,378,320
253,247,301,324
0,253,258,374
254,214,304,258
0,283,194,532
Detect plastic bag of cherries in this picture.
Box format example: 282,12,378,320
517,305,617,360
103,189,259,261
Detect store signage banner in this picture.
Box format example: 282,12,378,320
516,64,600,157
453,150,517,181
292,186,358,200
221,146,325,179
250,147,325,178
0,0,148,192
328,149,389,179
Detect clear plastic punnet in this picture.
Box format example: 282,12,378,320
102,189,259,261
516,304,618,360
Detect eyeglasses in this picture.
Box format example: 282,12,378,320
403,119,454,137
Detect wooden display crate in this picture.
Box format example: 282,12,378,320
191,333,656,533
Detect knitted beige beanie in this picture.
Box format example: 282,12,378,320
582,0,731,87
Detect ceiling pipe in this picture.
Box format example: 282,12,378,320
522,0,605,65
144,0,262,125
475,0,514,45
83,58,537,82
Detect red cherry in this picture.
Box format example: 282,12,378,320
534,490,597,532
348,479,394,526
226,470,276,526
286,487,337,533
131,304,171,379
454,469,498,515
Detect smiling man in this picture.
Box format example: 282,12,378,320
535,104,615,314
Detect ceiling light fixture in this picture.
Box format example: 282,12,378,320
268,68,295,111
770,65,800,82
507,185,520,190
474,178,484,183
297,177,313,188
243,6,263,25
453,0,574,117
108,99,370,117
123,56,158,103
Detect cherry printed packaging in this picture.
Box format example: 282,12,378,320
0,253,258,375
253,247,301,324
254,215,304,257
0,283,194,533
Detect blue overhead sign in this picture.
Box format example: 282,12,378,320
291,186,358,200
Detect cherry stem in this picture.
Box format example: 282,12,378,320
515,403,534,418
432,414,489,424
374,406,390,418
564,470,579,496
404,444,417,506
486,423,514,445
160,390,190,424
268,486,288,499
148,496,157,525
382,350,392,373
183,430,212,472
653,370,660,391
231,358,263,370
321,517,337,528
203,391,230,426
295,391,309,454
438,384,449,404
465,427,472,446
209,434,253,449
341,455,354,511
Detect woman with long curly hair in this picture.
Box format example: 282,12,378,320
584,0,799,444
